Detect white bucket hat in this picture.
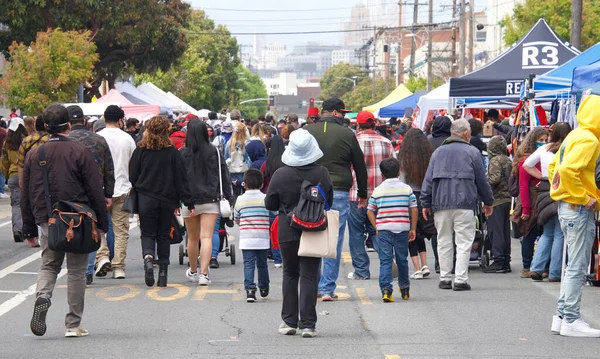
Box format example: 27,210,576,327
281,129,323,167
8,117,24,131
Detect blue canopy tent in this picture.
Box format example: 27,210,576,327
379,92,425,117
571,61,600,94
533,42,600,93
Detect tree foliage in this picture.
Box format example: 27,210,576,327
319,63,368,100
503,0,600,50
0,29,98,114
0,0,190,93
342,78,396,112
404,75,443,93
135,11,239,112
234,65,268,120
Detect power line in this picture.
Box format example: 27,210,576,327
198,3,398,12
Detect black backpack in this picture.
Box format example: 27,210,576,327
287,169,330,232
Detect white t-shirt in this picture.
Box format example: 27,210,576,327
523,144,556,178
98,127,136,197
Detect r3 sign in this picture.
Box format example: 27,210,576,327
522,42,559,69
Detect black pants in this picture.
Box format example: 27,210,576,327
280,240,321,330
409,236,427,257
138,192,174,265
487,202,511,264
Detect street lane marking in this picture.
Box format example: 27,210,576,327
0,290,20,294
193,287,238,301
342,251,352,263
147,284,190,301
96,284,141,301
385,355,401,359
12,272,38,275
0,269,66,318
0,251,41,280
0,221,11,228
356,288,372,305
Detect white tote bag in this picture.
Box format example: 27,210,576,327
216,147,232,219
298,209,339,259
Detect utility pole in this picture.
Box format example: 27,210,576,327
458,0,466,75
468,0,474,73
427,0,433,90
450,0,457,77
409,1,419,75
397,1,404,85
372,27,377,99
571,0,582,49
384,46,391,95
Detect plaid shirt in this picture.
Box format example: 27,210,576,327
18,131,50,168
350,129,394,202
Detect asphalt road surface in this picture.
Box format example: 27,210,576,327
1,208,600,358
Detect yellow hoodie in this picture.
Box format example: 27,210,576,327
548,95,600,205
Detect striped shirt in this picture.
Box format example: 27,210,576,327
234,190,270,250
350,130,394,202
367,178,417,233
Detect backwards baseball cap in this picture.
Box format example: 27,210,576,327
322,98,351,113
104,105,125,122
356,111,375,125
67,105,84,121
307,107,319,118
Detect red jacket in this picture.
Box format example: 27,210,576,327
170,131,186,149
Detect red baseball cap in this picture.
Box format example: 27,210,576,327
356,111,375,125
307,107,319,117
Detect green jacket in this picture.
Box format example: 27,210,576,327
486,136,512,207
305,116,368,198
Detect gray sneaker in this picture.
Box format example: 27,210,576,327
278,322,297,335
301,328,316,338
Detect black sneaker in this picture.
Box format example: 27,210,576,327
482,262,507,273
86,274,93,285
382,288,394,302
453,282,471,291
144,257,155,287
435,261,440,274
259,287,270,298
13,231,24,243
210,257,220,269
30,297,51,336
400,287,410,300
439,280,452,290
246,290,257,303
505,264,512,273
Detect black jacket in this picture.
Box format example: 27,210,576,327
427,117,452,149
265,164,333,243
180,144,233,205
470,136,487,154
129,147,195,210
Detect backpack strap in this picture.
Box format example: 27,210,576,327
38,135,69,218
291,167,330,211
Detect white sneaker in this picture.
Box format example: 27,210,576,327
0,193,9,199
94,257,111,277
65,327,89,337
551,315,562,334
560,318,600,337
185,268,199,283
347,272,368,280
113,268,125,279
274,263,283,268
411,270,424,280
198,273,211,285
421,265,431,277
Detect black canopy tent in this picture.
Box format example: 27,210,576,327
449,19,579,99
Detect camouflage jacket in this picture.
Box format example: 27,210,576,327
486,136,512,207
69,125,115,198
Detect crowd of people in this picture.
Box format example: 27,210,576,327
5,92,600,339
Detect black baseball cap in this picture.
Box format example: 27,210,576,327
67,105,84,120
322,98,351,113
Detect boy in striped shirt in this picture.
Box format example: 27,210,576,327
234,169,271,303
367,158,417,302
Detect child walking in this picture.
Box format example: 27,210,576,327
234,169,271,302
367,158,418,302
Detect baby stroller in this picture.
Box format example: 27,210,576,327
178,217,236,266
470,205,492,269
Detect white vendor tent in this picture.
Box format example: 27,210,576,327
416,83,450,128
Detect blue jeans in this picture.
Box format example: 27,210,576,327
242,249,270,290
87,212,115,275
530,215,564,280
378,230,410,292
212,215,221,258
318,190,350,295
521,226,540,269
0,171,6,194
348,201,378,278
556,202,595,323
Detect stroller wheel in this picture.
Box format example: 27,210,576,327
225,248,230,257
178,244,184,265
480,250,491,269
230,244,236,265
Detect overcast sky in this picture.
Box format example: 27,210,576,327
187,0,487,50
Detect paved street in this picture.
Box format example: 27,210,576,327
1,201,600,358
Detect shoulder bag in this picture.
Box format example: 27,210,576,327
122,189,138,214
216,147,232,219
40,137,101,254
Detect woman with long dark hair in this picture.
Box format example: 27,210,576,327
511,127,549,278
180,119,233,285
129,116,195,287
398,128,437,276
1,118,28,244
524,123,571,281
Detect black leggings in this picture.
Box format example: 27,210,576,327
409,236,427,257
138,192,174,265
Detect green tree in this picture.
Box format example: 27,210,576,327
135,11,239,112
0,29,98,114
503,0,600,50
0,0,191,96
404,75,443,93
342,78,396,112
319,63,368,100
233,65,268,120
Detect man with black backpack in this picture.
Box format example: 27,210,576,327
22,104,109,338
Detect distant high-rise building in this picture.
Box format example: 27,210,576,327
344,4,370,46
253,34,266,58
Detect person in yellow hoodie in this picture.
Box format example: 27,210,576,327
547,94,600,338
